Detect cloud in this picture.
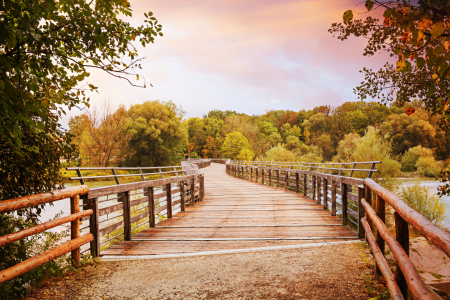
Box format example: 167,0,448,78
61,0,390,127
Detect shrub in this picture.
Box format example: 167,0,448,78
401,145,434,172
416,156,442,177
397,182,448,227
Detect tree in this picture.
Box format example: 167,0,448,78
186,118,206,155
69,100,132,167
329,0,450,126
203,136,222,158
125,101,188,166
221,132,252,160
1,0,162,151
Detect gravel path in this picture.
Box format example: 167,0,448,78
25,242,376,300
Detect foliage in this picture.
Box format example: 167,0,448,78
237,148,255,161
257,144,322,163
398,182,448,227
1,0,162,151
350,127,402,180
416,156,443,177
125,101,188,166
221,132,252,160
330,0,450,125
69,100,132,167
401,145,435,172
333,132,361,162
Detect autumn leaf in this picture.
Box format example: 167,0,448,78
432,22,445,37
396,60,406,71
343,10,353,23
365,0,374,11
405,107,415,116
383,17,393,26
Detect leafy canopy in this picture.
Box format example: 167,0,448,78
1,0,162,151
329,0,450,127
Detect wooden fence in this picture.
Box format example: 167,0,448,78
0,167,205,285
0,186,91,284
227,161,380,236
228,161,450,300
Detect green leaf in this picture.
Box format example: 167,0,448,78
432,22,445,37
343,10,353,23
383,8,392,17
416,57,425,68
365,0,374,11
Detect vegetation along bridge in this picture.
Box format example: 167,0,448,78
1,159,450,299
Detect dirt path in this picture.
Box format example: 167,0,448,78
25,242,379,300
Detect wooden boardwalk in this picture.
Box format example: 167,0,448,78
101,163,358,256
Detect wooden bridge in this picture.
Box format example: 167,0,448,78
101,163,358,256
2,159,450,300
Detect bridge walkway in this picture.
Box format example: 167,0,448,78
101,163,358,256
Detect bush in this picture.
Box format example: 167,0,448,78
416,156,442,177
256,144,322,163
397,182,448,227
401,145,434,172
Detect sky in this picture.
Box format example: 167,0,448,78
62,0,389,126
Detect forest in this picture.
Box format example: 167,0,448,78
68,99,449,179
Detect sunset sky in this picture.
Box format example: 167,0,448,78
64,0,389,125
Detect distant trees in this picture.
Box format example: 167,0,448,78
221,132,253,160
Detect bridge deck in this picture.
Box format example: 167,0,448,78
101,163,358,256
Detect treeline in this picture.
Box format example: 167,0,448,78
69,99,450,177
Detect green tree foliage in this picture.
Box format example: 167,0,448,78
221,132,252,160
330,0,450,125
257,144,322,163
125,101,188,166
401,145,435,172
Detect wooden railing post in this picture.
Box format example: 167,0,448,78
375,194,385,275
70,195,80,267
261,168,265,185
312,176,316,200
331,181,336,216
341,183,348,225
166,183,172,218
395,212,409,298
191,179,196,206
317,177,321,205
201,175,205,199
250,167,253,181
295,173,299,193
148,187,155,227
123,191,131,241
256,167,259,182
276,170,280,187
269,169,272,186
358,187,365,238
303,174,307,196
180,182,185,211
285,171,289,190
89,197,99,257
323,179,328,209
364,185,373,239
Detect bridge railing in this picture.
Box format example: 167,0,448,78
0,186,91,285
228,161,450,300
227,161,380,233
78,172,204,257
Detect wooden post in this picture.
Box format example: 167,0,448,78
331,181,336,216
250,167,253,181
285,171,289,190
166,183,172,218
394,212,409,298
303,174,307,196
148,187,155,227
89,197,99,257
323,179,328,209
191,179,196,205
123,191,131,240
70,195,80,267
201,175,205,199
276,170,280,187
364,185,373,240
295,173,299,193
317,177,321,205
312,176,316,200
358,187,365,238
261,168,265,185
375,194,385,276
180,182,185,211
256,167,259,182
341,183,348,225
269,170,272,186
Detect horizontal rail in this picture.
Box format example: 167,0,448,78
0,234,93,285
364,178,450,258
0,185,89,213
